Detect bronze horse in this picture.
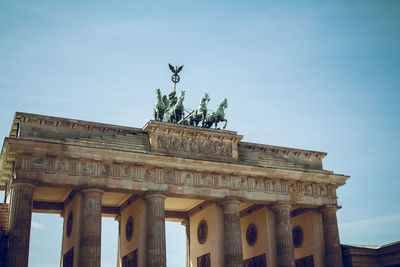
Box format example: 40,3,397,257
203,98,228,129
188,93,210,126
153,88,165,121
166,90,185,123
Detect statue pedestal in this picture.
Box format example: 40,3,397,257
143,120,243,161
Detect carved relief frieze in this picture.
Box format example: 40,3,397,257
180,172,194,185
121,165,133,177
236,176,248,190
77,161,93,175
141,167,155,181
19,154,338,201
303,183,313,196
156,135,232,157
320,185,328,196
122,165,135,179
101,164,112,177
55,159,69,173
271,180,282,192
162,169,176,184
255,178,265,191
31,157,46,170
287,181,298,194
199,173,213,187
219,175,232,188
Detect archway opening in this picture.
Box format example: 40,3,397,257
166,221,186,267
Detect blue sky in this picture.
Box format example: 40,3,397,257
1,1,399,266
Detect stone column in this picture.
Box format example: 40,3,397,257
145,192,167,267
181,219,190,267
7,181,35,267
221,199,243,267
271,202,295,267
79,188,104,267
321,206,343,267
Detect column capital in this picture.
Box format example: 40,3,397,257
220,197,242,207
270,201,295,210
10,180,36,189
144,191,167,200
80,187,104,195
319,205,341,213
181,219,190,227
114,215,121,222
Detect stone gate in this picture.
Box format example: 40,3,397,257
0,112,349,267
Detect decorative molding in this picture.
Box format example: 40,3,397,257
20,155,337,200
13,112,143,137
239,142,327,160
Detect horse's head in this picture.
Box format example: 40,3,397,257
218,98,228,109
200,93,210,104
204,93,210,102
179,90,185,99
156,88,161,96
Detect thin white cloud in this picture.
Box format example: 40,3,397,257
31,220,46,230
341,214,400,229
340,213,400,245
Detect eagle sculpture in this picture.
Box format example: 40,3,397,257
168,64,184,75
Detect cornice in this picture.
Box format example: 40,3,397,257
12,112,144,137
239,142,327,160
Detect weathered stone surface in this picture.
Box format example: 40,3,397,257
79,188,104,267
321,206,343,267
221,199,243,267
145,192,166,267
271,202,295,267
7,181,35,267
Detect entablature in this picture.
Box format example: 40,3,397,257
2,137,349,207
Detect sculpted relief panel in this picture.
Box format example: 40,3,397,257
156,135,232,157
199,173,213,187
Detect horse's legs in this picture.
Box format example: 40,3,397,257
223,119,227,129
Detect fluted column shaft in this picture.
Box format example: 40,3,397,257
7,181,35,267
221,199,243,267
272,202,295,267
145,192,166,267
79,188,104,267
321,206,343,267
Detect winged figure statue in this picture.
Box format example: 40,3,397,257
168,64,184,75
